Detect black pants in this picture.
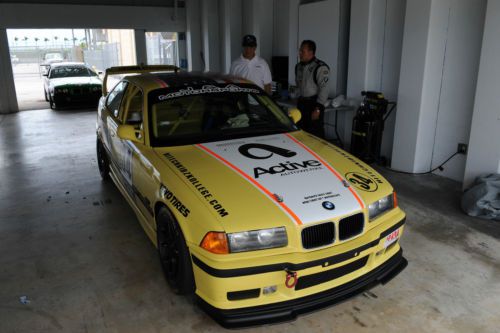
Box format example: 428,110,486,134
297,96,325,138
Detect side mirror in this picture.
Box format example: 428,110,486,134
288,108,302,124
117,124,144,143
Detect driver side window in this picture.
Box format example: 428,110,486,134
106,81,128,118
123,86,144,130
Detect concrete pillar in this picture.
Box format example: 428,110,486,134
287,0,300,88
134,29,147,65
201,0,221,72
186,0,203,71
464,0,500,187
219,0,242,74
0,29,18,114
392,0,486,180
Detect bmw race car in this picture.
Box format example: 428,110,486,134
96,65,407,328
43,62,102,109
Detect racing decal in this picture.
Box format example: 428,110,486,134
345,172,378,192
163,153,229,218
304,133,385,185
160,185,190,217
197,134,365,225
157,84,260,101
238,143,296,160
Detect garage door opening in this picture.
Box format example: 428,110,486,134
7,29,137,111
145,32,179,66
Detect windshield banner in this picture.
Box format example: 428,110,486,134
157,84,260,101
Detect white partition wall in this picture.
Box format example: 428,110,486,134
392,0,486,181
464,0,500,188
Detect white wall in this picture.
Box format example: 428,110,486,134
201,0,221,72
273,0,290,57
186,0,203,71
219,0,244,73
430,0,486,181
298,0,341,97
345,0,406,158
392,0,486,182
464,0,500,187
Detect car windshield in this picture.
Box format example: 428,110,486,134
50,66,97,78
148,84,297,146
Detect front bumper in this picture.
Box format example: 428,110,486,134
198,249,407,328
53,90,101,106
191,214,407,328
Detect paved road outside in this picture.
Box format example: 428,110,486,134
12,63,48,111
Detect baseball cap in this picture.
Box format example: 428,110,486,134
242,35,257,47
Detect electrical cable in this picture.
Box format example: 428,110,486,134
384,152,460,175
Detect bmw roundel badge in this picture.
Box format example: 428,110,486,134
322,201,335,210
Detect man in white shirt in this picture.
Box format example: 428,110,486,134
230,35,272,95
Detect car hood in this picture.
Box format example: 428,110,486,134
154,131,393,233
50,77,102,87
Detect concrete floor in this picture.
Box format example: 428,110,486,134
1,109,499,333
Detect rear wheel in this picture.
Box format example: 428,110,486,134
157,207,195,295
96,139,110,180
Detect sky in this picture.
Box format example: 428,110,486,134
7,29,87,46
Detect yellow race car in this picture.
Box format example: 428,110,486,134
96,65,407,328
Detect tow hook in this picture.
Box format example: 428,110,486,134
285,268,298,289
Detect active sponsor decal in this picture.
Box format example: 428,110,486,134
157,84,260,101
254,160,322,179
197,134,365,225
160,185,190,217
163,153,229,218
345,172,378,192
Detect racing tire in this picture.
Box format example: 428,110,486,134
96,139,110,180
157,207,195,295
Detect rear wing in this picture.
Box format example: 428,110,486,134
103,64,180,95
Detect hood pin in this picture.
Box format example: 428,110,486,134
342,180,350,188
274,193,284,203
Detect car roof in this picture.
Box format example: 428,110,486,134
50,62,87,68
124,71,255,92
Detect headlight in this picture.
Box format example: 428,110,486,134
200,227,288,254
228,227,288,252
368,193,395,221
92,86,101,91
58,88,69,93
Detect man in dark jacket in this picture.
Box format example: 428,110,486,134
295,40,330,138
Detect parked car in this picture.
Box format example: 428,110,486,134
42,52,64,65
96,65,408,328
43,62,102,109
10,54,19,65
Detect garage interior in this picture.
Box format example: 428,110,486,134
0,0,499,332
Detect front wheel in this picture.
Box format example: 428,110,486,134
96,139,110,180
49,95,56,109
157,207,195,295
